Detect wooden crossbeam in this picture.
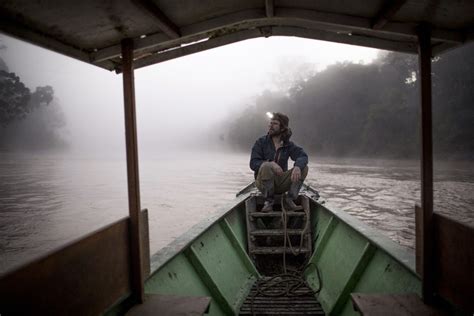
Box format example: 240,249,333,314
372,0,407,29
131,0,180,39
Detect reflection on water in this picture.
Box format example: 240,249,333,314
0,152,473,274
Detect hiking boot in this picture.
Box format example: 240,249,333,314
289,180,303,200
261,200,274,212
260,179,275,212
284,194,303,211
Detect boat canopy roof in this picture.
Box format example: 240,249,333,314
0,0,472,72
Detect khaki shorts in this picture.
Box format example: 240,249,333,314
255,162,308,194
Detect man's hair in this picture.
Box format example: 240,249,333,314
272,112,292,141
272,112,289,128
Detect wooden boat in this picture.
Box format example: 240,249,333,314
107,183,424,315
0,1,472,315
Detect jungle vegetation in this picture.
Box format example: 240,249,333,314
224,43,474,160
0,43,66,150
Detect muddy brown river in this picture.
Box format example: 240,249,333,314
1,151,472,274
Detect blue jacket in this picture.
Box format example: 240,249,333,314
250,135,308,178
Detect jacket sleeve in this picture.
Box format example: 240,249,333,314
289,143,308,170
250,139,266,172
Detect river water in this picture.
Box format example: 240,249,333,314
1,151,473,274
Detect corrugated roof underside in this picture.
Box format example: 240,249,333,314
0,0,472,69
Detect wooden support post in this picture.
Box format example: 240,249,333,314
121,38,145,303
265,0,274,18
415,204,423,275
416,24,434,304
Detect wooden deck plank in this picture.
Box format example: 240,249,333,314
250,211,306,218
250,229,305,236
250,247,310,254
351,293,447,316
125,294,210,316
240,277,324,315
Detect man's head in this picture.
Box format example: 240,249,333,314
268,112,289,137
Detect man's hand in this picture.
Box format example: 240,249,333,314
271,162,284,176
291,166,301,182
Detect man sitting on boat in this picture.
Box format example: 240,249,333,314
250,112,309,212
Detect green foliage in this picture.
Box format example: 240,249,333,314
226,45,474,159
0,70,54,127
0,71,31,126
0,52,64,150
432,45,474,157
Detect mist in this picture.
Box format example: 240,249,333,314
0,34,378,157
222,45,474,161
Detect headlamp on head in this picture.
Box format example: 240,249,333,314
266,112,274,119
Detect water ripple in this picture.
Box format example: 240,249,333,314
0,152,472,274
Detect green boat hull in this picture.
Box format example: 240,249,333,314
106,185,420,315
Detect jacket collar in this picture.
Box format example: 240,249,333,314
265,134,290,147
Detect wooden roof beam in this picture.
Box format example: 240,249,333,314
271,8,462,43
113,26,419,72
372,0,407,30
116,29,263,73
0,12,91,64
431,42,457,56
91,9,464,66
265,0,274,18
272,26,417,54
131,0,180,39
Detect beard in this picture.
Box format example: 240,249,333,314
268,129,281,136
269,127,291,141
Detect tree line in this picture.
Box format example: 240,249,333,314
223,43,474,160
0,41,66,151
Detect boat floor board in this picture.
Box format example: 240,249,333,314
246,195,312,275
239,278,325,315
250,229,305,236
250,211,306,218
125,294,211,316
250,247,311,254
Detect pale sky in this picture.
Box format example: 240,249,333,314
0,34,379,154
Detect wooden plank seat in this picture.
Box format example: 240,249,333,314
249,211,306,218
125,294,211,316
351,293,447,316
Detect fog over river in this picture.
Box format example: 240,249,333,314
0,151,473,274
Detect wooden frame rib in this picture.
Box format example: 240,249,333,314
131,0,180,39
372,0,407,30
